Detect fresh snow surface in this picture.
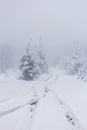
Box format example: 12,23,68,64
31,93,71,130
0,68,86,130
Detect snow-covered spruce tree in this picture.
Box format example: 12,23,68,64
67,44,82,76
19,41,48,80
19,42,38,80
36,42,48,75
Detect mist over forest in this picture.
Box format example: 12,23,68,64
0,0,87,70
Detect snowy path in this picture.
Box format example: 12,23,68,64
0,73,86,130
31,73,85,130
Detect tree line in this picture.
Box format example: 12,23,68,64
0,41,48,80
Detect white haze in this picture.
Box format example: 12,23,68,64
0,0,87,64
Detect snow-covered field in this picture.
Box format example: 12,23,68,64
0,68,87,130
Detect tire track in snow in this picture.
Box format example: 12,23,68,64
0,74,55,118
42,73,85,130
18,74,58,130
0,87,34,104
0,98,11,103
0,74,53,104
0,98,39,118
50,90,85,130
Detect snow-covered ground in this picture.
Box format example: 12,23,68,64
0,68,87,130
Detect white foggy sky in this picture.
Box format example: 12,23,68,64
0,0,87,60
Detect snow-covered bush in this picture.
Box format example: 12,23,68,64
67,50,87,81
58,44,87,81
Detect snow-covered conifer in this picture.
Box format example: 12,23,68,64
19,40,48,80
19,41,38,80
